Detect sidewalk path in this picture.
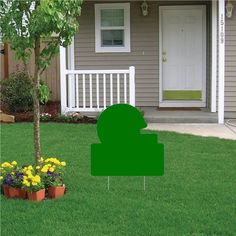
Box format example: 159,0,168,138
146,123,236,140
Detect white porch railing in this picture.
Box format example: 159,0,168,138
60,66,135,113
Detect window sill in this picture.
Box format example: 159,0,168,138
95,47,131,53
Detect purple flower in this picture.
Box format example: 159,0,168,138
47,171,57,177
15,172,23,179
3,174,14,186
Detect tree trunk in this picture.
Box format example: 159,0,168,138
33,37,41,166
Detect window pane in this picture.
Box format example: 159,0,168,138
101,9,124,27
101,30,124,46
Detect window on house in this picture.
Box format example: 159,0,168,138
95,3,130,53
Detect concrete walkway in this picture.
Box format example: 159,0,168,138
146,123,236,140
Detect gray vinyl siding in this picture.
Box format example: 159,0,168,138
225,7,236,118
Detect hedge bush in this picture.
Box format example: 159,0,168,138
0,72,33,112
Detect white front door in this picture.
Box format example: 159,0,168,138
159,6,206,107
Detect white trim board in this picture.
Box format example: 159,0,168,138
218,0,225,124
159,5,207,108
211,0,217,112
60,46,67,113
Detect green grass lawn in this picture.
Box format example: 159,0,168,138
1,123,236,236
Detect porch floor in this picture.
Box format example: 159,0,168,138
142,107,218,123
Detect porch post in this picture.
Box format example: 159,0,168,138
67,37,75,70
211,0,217,112
129,66,135,106
67,37,75,108
60,46,67,114
218,0,225,124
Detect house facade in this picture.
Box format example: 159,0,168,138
59,0,236,123
1,0,236,123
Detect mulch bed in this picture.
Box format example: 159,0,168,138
1,101,97,124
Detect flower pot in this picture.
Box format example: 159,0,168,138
8,187,18,198
48,185,65,199
17,189,27,199
3,185,10,198
28,189,45,201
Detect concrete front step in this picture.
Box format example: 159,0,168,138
145,116,218,123
143,110,218,123
71,108,218,123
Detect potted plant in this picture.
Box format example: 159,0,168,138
47,177,66,199
0,161,18,198
22,166,45,201
8,165,27,199
40,158,66,199
12,170,26,199
1,174,13,198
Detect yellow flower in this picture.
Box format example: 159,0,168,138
23,180,30,187
11,172,14,175
1,162,11,168
23,176,28,181
27,165,33,171
36,166,40,170
33,175,41,183
60,162,66,166
32,182,37,186
25,170,32,176
41,167,48,173
11,161,17,166
0,176,3,180
49,167,55,172
28,174,33,179
54,160,60,165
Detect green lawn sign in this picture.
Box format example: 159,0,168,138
91,104,164,177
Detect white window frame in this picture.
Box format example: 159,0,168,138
95,3,130,53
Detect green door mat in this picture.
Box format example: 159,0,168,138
163,90,202,100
